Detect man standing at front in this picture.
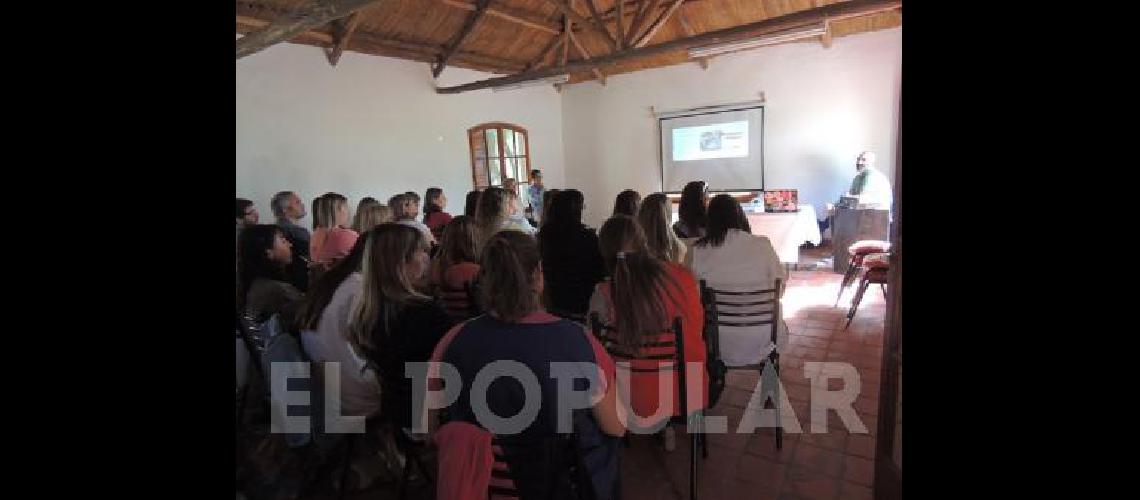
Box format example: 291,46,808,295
527,169,544,223
848,151,892,210
272,191,311,291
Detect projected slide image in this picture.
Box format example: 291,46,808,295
672,121,749,161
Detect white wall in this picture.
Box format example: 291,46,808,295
236,43,566,223
561,28,901,228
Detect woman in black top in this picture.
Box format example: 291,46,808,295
672,180,709,239
536,189,606,317
238,224,302,324
348,223,455,429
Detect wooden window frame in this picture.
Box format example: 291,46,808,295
468,122,531,190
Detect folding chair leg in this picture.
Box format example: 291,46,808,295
690,423,698,500
845,276,871,330
880,283,887,299
835,259,860,306
700,412,708,459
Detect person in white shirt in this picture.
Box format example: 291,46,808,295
848,151,892,210
686,194,788,367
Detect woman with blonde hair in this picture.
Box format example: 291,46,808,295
474,187,535,244
637,193,687,264
349,224,454,431
353,202,393,234
311,193,359,266
351,197,379,233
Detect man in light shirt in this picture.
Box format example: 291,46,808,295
848,151,892,210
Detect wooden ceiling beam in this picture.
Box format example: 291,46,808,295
236,0,384,59
438,0,561,35
568,31,606,85
325,12,362,66
525,33,565,71
615,0,626,49
433,0,492,77
672,6,707,69
632,0,685,48
236,14,523,74
544,0,618,52
436,0,901,93
625,0,661,48
583,0,618,50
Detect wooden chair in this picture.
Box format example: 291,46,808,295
589,314,705,500
836,240,890,306
844,252,889,329
700,279,784,451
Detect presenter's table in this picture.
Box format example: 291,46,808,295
745,205,821,266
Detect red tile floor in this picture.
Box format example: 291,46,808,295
332,245,888,500
613,263,888,500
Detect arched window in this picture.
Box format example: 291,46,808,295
468,123,531,190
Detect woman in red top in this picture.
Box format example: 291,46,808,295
423,187,454,240
430,216,481,288
310,193,359,267
588,215,706,449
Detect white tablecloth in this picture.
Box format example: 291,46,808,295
745,205,821,264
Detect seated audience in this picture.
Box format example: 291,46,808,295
311,193,360,267
537,189,605,317
349,224,454,431
612,189,641,218
390,193,436,245
429,231,624,499
293,236,380,418
540,188,559,228
272,191,311,291
237,198,259,231
475,187,535,244
354,203,393,234
239,224,302,324
638,193,687,264
352,197,381,233
589,215,706,449
430,215,481,292
672,180,709,240
423,187,453,239
686,195,788,367
463,189,481,217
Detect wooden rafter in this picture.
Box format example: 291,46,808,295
583,0,617,49
439,0,560,35
544,0,618,52
616,0,626,48
325,12,362,66
561,15,571,66
236,0,383,59
673,3,707,68
236,13,522,74
625,0,661,47
568,31,606,84
434,0,492,77
525,34,565,71
633,0,685,48
436,0,901,93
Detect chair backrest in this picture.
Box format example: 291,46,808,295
437,279,480,321
489,431,598,500
699,279,782,364
588,313,689,414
